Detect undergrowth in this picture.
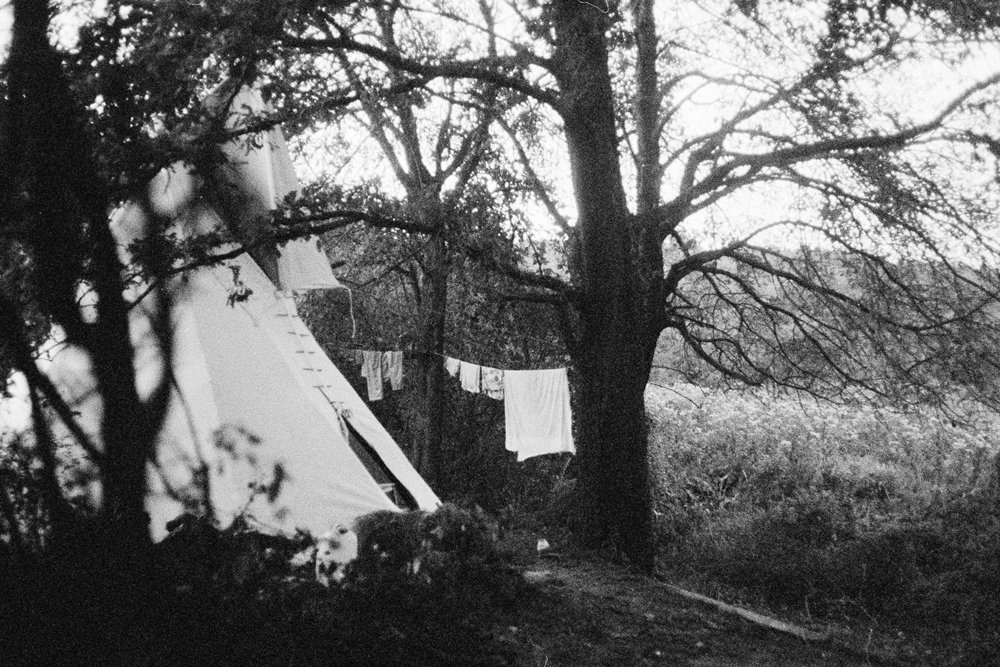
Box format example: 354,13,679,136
647,385,1000,664
0,504,524,667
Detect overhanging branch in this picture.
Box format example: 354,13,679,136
465,243,579,302
654,72,1000,239
276,209,435,236
280,33,561,110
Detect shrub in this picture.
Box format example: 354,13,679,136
343,504,523,662
647,385,1000,659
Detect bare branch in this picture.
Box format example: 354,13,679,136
464,241,579,301
0,295,103,462
335,53,414,190
280,32,561,110
497,116,573,233
723,72,1000,174
276,208,435,236
440,110,494,184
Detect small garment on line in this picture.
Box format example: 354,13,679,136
459,361,482,393
361,350,384,401
444,357,461,377
384,350,404,391
480,366,504,400
503,368,575,462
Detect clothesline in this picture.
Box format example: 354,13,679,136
441,356,575,462
338,346,576,462
353,349,404,402
329,345,569,372
429,349,570,372
333,345,407,353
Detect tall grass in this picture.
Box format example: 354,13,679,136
647,385,1000,662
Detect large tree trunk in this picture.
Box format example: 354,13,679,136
415,232,448,486
92,236,157,554
574,339,656,567
408,188,450,487
551,1,657,569
8,0,160,553
5,0,161,657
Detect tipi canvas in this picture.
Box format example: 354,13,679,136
42,87,439,540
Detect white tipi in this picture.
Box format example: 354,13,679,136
44,87,439,540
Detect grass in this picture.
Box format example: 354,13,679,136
646,384,1000,663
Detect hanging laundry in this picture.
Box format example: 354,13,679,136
459,361,482,393
361,350,384,401
503,368,575,462
480,366,504,400
444,357,461,377
384,350,404,391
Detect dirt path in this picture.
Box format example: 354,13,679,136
503,558,883,667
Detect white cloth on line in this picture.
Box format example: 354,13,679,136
480,366,504,400
503,368,575,462
459,361,482,393
361,350,384,401
444,357,461,377
384,350,404,391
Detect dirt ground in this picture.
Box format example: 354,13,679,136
495,556,905,667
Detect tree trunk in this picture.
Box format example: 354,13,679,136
9,0,161,550
6,0,158,656
574,340,655,567
407,188,450,487
633,0,662,215
989,450,1000,511
415,217,449,487
551,0,656,569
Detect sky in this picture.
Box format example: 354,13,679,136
0,0,108,58
1,375,29,436
0,2,9,57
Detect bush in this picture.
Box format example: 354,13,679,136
336,504,524,665
0,503,524,666
648,385,1000,659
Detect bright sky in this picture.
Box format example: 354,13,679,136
0,2,10,57
1,374,30,435
0,0,108,58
